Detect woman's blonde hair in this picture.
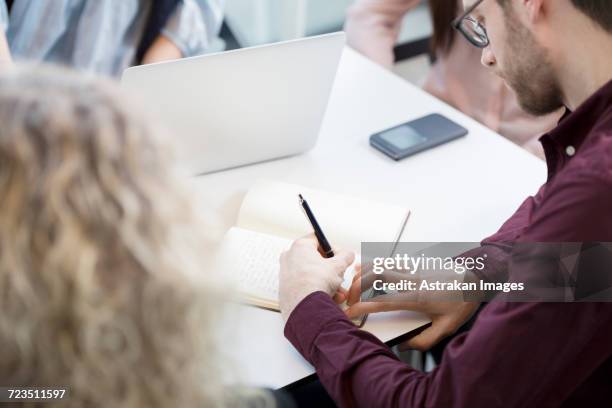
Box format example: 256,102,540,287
0,67,268,407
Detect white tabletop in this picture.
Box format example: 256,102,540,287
192,47,547,389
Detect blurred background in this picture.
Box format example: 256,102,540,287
219,0,433,85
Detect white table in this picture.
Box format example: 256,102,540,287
191,47,547,389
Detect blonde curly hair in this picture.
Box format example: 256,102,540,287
0,67,271,408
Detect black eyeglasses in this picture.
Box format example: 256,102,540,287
452,0,489,48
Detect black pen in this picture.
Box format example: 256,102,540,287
298,194,334,258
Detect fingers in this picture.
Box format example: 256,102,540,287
291,236,355,269
330,249,355,271
295,234,351,262
348,269,383,306
366,291,420,304
293,233,319,249
346,293,427,318
345,301,401,319
347,275,362,306
333,287,348,304
398,320,450,352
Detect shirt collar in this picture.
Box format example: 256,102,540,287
542,78,612,147
540,79,612,178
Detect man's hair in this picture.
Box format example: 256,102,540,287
498,0,612,33
570,0,612,32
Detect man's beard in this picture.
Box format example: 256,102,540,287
502,13,564,116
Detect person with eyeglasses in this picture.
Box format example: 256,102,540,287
345,0,564,159
279,0,612,406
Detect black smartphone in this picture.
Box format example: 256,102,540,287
370,113,468,160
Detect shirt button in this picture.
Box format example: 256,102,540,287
566,146,576,157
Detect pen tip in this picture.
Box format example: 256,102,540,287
298,194,303,200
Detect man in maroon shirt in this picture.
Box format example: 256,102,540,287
278,0,612,406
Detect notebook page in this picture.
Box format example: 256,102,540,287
215,227,291,309
236,180,410,253
215,227,358,309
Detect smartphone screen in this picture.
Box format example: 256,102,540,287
378,125,427,151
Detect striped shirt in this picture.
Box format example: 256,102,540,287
0,0,224,77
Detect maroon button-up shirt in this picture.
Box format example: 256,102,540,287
284,80,612,407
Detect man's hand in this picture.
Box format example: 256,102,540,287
279,234,355,321
345,265,480,351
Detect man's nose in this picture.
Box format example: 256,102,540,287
481,47,496,68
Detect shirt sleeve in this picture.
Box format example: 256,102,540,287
161,0,224,57
344,0,420,68
458,186,544,286
519,155,612,243
285,291,612,407
461,148,612,287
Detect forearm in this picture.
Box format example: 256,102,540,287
285,292,437,407
0,0,9,64
0,30,11,64
286,293,612,407
141,34,183,65
344,0,420,68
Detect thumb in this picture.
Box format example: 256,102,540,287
329,249,355,272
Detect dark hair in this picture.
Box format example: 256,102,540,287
429,0,459,54
135,0,182,64
569,0,612,32
497,0,612,33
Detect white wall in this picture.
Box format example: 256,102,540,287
224,0,432,48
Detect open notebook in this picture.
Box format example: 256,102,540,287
215,180,411,310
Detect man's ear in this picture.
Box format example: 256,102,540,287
523,0,547,24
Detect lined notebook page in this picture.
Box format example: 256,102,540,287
236,180,410,253
216,227,291,309
216,227,358,309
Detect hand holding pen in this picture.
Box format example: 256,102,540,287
299,194,335,258
295,194,367,326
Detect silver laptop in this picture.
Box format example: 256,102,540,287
121,32,345,175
